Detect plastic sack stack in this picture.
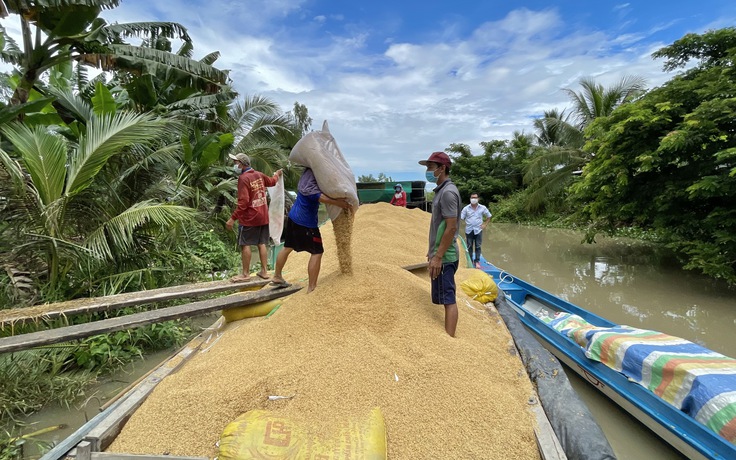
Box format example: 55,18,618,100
289,120,359,221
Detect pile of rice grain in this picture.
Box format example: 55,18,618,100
109,203,539,459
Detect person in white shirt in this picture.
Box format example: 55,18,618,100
460,192,492,269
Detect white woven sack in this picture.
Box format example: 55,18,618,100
289,120,359,220
267,175,285,244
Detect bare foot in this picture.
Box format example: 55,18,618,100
256,271,270,280
230,275,251,283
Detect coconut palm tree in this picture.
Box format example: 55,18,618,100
523,76,647,211
0,92,195,293
225,95,303,178
564,76,646,128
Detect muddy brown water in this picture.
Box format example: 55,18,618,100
484,223,736,460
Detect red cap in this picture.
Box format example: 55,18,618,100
418,151,451,168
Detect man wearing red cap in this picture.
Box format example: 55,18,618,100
226,153,282,282
419,151,461,337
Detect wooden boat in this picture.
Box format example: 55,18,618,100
481,259,736,460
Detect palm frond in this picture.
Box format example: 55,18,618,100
84,201,195,260
0,24,22,64
0,147,26,195
1,123,67,207
233,139,289,175
227,95,284,132
65,111,170,197
611,75,647,103
46,85,93,121
563,75,648,128
118,142,180,182
523,147,585,184
74,61,89,90
524,165,579,211
165,90,236,111
6,1,120,11
248,113,295,137
22,231,92,259
93,266,168,296
90,21,191,44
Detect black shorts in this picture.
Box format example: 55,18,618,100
238,224,269,246
431,261,458,305
283,218,324,254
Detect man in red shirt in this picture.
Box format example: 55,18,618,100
226,153,282,282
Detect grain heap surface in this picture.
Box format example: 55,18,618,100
109,203,539,459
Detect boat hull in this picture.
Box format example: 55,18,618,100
486,261,736,460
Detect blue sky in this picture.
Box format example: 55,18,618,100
4,1,736,181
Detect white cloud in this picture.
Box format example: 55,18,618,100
1,2,730,179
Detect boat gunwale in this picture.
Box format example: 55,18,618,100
483,261,736,460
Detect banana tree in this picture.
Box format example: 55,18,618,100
0,0,228,108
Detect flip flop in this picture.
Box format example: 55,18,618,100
256,272,270,280
270,280,292,288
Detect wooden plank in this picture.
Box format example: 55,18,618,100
401,262,429,271
91,453,207,460
76,441,92,460
42,319,226,460
0,278,269,329
40,388,137,460
0,285,300,354
529,394,568,460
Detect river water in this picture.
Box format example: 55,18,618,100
485,223,736,460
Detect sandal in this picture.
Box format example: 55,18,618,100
256,272,270,280
270,279,292,288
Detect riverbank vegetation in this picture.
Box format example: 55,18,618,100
450,28,736,286
0,0,734,454
0,1,307,453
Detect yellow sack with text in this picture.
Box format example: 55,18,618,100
218,407,386,460
460,271,498,303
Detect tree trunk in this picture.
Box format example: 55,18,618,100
10,73,35,106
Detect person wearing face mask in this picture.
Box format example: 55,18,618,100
389,183,407,207
418,151,461,337
226,153,283,282
460,193,492,269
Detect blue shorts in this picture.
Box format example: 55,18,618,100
431,261,458,305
